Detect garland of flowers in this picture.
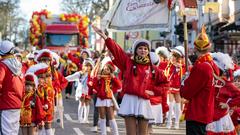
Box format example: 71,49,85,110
29,9,51,48
29,10,90,48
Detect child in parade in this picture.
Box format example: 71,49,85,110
91,59,122,135
92,25,169,135
206,52,240,135
155,46,170,125
28,62,55,135
20,73,45,135
66,58,94,123
51,52,68,128
148,52,169,134
233,69,240,134
165,46,186,129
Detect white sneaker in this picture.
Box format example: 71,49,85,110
174,122,179,129
90,126,98,132
166,122,171,129
107,127,111,132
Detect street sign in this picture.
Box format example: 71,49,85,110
204,2,220,13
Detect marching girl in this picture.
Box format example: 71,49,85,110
20,72,45,135
155,46,170,124
66,58,94,123
233,69,240,134
51,52,68,127
34,52,55,135
91,59,122,135
92,25,168,135
206,52,240,135
164,46,186,129
148,52,169,134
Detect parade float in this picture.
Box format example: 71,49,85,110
29,9,90,52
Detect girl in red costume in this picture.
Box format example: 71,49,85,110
92,25,168,135
28,62,55,135
165,46,186,129
233,69,240,134
148,52,169,134
155,46,170,124
51,51,68,128
66,58,94,123
91,58,122,135
20,72,45,135
206,52,240,135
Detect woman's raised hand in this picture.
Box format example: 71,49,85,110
92,25,108,40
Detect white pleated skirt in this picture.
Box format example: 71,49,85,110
95,98,113,107
206,113,236,134
149,104,163,124
118,94,154,120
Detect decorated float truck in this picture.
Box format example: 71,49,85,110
29,10,89,53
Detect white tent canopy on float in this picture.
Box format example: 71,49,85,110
101,0,171,32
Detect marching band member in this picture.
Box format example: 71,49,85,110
66,58,94,123
91,59,122,135
29,62,55,135
92,25,168,135
206,52,240,135
165,46,186,129
20,72,45,135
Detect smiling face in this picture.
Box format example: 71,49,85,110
136,45,149,57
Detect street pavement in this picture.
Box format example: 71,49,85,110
52,95,186,135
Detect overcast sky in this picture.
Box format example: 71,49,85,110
20,0,63,20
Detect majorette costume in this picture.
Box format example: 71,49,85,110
206,52,240,135
20,73,45,127
104,38,168,120
91,60,122,135
0,40,24,135
51,51,68,128
148,52,169,124
27,63,55,135
165,46,186,129
66,58,94,123
181,26,220,135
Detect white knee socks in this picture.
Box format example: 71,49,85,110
78,101,83,121
174,103,181,129
166,102,174,129
83,105,90,123
99,119,107,135
110,119,119,135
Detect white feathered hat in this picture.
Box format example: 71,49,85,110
83,58,95,68
26,63,49,86
155,46,170,59
233,69,240,77
51,51,60,68
211,52,234,71
150,52,160,66
35,49,53,63
132,39,151,54
100,56,116,72
171,46,185,57
81,49,91,58
0,40,15,55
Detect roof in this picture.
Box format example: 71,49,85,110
45,24,79,34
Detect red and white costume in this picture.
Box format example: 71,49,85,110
206,80,240,135
104,38,167,120
20,73,45,127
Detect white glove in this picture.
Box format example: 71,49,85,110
43,104,48,110
181,72,189,86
